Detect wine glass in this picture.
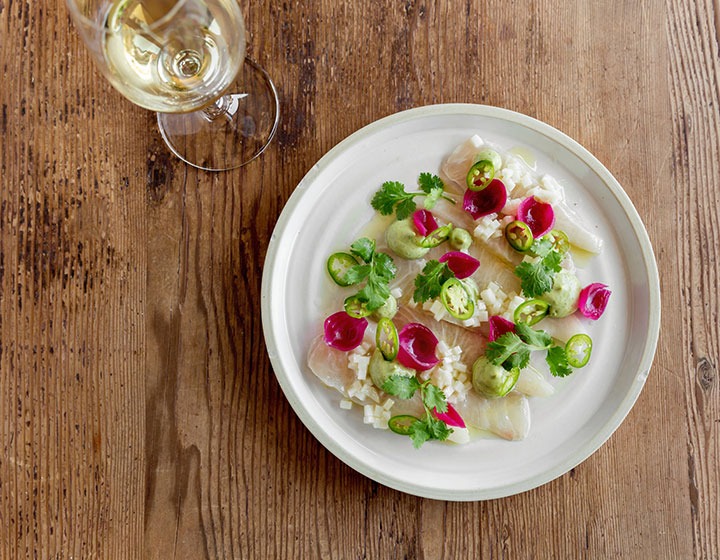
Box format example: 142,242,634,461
65,0,279,171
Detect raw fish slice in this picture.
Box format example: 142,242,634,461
441,135,485,193
430,197,476,231
385,251,425,303
465,243,521,293
453,391,531,440
388,392,425,417
514,365,555,398
307,334,358,394
553,203,603,254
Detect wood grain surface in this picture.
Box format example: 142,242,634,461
0,0,717,558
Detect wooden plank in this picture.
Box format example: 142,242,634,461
0,0,715,558
667,0,720,556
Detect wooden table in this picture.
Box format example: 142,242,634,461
1,0,717,557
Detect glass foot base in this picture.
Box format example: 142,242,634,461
157,57,279,171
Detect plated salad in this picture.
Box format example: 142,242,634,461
308,136,612,448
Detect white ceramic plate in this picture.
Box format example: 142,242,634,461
261,104,660,500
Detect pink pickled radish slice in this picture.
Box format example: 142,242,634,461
323,311,368,351
578,283,611,320
397,323,440,371
412,209,438,236
439,251,480,279
517,197,555,238
463,179,508,219
489,316,515,342
434,403,466,428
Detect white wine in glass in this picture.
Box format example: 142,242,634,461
67,0,279,170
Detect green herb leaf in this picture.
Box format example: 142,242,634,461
382,374,421,399
418,172,444,194
408,417,451,448
413,260,455,303
371,181,416,219
371,174,451,220
546,345,573,377
426,417,452,440
514,237,565,298
514,261,553,298
486,332,532,370
423,383,448,413
529,236,554,258
395,198,417,221
342,239,397,311
342,264,371,285
409,420,431,448
350,238,375,263
373,252,397,280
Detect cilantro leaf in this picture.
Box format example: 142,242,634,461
418,172,444,194
371,181,417,219
486,332,532,370
373,252,397,280
546,346,573,377
395,198,417,221
514,239,565,298
542,250,563,273
382,374,421,399
350,238,375,263
413,260,455,303
514,261,554,298
341,238,397,311
342,264,371,285
408,417,451,448
529,237,554,257
418,173,445,209
426,418,452,441
423,383,448,413
409,420,431,448
371,174,453,220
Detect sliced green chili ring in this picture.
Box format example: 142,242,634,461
327,252,360,286
344,296,372,319
376,317,399,361
388,415,420,436
565,334,592,368
440,278,475,320
545,229,570,255
513,299,550,326
505,220,534,252
419,223,453,248
466,160,495,191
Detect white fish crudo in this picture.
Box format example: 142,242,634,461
310,136,612,449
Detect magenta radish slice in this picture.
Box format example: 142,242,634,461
463,179,508,219
397,323,440,371
578,283,611,320
434,403,466,428
323,311,368,351
412,209,438,236
517,197,555,238
489,316,515,342
439,251,480,279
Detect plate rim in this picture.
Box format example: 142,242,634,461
260,103,661,501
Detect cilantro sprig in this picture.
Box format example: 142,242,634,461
486,323,574,377
413,260,455,303
371,173,455,220
513,237,563,298
382,375,452,448
342,238,397,310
